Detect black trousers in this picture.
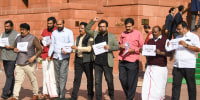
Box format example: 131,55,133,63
172,67,196,100
71,59,94,100
119,60,139,100
2,60,16,96
95,64,114,100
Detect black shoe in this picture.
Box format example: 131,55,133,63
54,97,60,100
88,96,93,100
8,93,13,97
110,96,115,100
66,97,76,100
1,94,9,99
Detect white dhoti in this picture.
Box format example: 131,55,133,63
142,65,168,100
42,60,58,97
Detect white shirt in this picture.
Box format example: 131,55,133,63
153,35,162,42
173,31,200,68
48,27,74,60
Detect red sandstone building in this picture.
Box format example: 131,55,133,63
0,0,191,72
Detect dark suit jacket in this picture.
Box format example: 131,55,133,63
190,0,200,12
172,12,183,33
165,14,174,33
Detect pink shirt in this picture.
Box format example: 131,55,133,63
118,29,144,62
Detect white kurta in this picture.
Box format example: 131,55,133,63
42,60,58,97
142,65,168,100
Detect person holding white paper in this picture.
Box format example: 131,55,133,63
39,17,58,99
142,26,170,100
85,17,119,100
0,20,19,99
47,19,74,100
68,22,94,100
11,23,42,100
118,18,144,100
169,21,200,100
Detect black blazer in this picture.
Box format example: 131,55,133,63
190,0,200,12
172,12,183,33
165,14,174,33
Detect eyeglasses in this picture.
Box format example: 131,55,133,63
99,26,106,28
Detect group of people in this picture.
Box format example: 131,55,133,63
0,6,199,100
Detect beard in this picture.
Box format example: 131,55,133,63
58,27,64,32
126,29,131,32
99,30,107,34
5,29,12,33
145,31,149,33
47,26,54,32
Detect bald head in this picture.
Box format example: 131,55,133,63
57,19,64,31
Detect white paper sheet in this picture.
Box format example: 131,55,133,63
17,42,28,52
123,42,130,56
42,36,51,46
0,38,10,47
92,42,108,55
142,45,156,56
166,38,181,51
62,43,73,53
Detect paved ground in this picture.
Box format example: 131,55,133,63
0,66,200,100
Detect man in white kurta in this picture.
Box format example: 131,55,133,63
142,26,169,100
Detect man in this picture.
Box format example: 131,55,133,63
168,21,200,100
165,7,176,39
0,20,19,99
39,17,57,99
118,18,143,100
47,19,74,100
68,22,94,100
142,26,168,100
85,17,119,100
144,24,153,44
190,0,200,31
10,23,42,100
172,5,184,39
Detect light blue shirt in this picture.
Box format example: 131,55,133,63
48,27,74,60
